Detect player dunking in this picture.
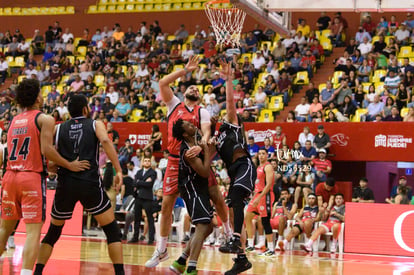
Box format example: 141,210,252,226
245,148,275,256
34,95,125,275
146,56,230,268
212,59,257,275
169,118,216,275
0,79,89,275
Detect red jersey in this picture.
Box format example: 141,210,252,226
272,132,286,149
254,162,273,193
313,158,332,172
167,102,201,156
7,110,45,173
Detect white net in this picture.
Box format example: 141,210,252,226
205,2,246,48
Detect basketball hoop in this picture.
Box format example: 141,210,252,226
204,0,246,48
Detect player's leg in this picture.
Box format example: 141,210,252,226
244,211,256,251
186,222,214,273
182,213,191,243
294,186,301,205
94,209,124,275
276,216,287,246
259,215,275,255
330,223,341,253
208,173,231,237
34,218,65,275
0,219,18,256
303,219,314,238
301,224,328,252
302,187,312,204
22,222,43,274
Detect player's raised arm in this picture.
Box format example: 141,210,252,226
159,55,200,104
218,59,237,125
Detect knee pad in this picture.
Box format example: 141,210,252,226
102,220,121,244
261,217,273,235
42,223,63,247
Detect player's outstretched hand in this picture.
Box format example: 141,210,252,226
114,171,123,192
69,157,91,172
184,55,201,72
218,58,232,80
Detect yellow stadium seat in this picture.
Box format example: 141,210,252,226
192,2,202,9
100,0,108,5
6,56,14,67
384,36,395,46
17,75,26,83
117,4,125,12
371,36,380,44
375,82,385,94
39,7,50,14
77,46,87,56
76,56,85,62
56,6,66,14
14,56,25,67
3,8,12,15
331,71,344,85
321,29,331,39
258,109,274,122
172,3,181,10
372,69,386,83
128,109,143,122
401,107,409,118
268,95,284,112
183,2,192,9
56,84,65,93
220,109,227,118
167,35,176,41
97,5,107,12
135,4,144,11
155,106,167,115
49,7,57,14
21,8,32,16
144,4,153,11
294,71,309,85
154,4,162,10
60,75,70,84
12,7,21,15
321,40,333,51
42,85,52,98
241,53,252,63
94,75,106,86
66,55,75,64
352,108,368,122
0,8,3,16
318,83,327,92
125,4,134,12
107,5,116,12
362,82,372,93
398,46,413,58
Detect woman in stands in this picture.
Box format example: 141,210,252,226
396,83,410,111
382,96,395,118
144,124,162,152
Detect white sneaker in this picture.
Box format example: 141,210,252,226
145,249,169,268
330,241,337,253
7,236,15,249
301,243,312,253
215,234,225,246
255,239,265,249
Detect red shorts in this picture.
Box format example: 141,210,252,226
163,157,218,196
1,171,46,223
270,215,287,229
246,192,274,218
321,220,341,232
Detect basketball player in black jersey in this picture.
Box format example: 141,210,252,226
169,118,216,275
34,95,125,275
212,59,256,275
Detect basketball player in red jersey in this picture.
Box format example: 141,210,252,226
146,56,229,268
245,148,275,256
271,125,287,150
0,79,89,275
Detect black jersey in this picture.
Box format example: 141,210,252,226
178,141,208,189
216,120,248,168
56,116,99,182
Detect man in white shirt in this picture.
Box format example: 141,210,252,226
140,21,148,36
127,161,139,179
252,51,266,75
61,28,74,43
384,71,400,95
0,55,8,85
24,64,38,78
357,37,372,56
135,62,149,78
295,96,310,122
107,86,119,105
17,40,30,59
282,33,295,49
395,23,410,45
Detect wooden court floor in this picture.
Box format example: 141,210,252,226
0,234,414,275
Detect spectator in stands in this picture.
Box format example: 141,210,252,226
363,95,384,121
362,15,376,36
352,177,375,203
383,106,403,121
244,32,258,53
277,71,291,106
294,31,307,50
173,24,189,45
386,186,410,204
285,111,297,123
355,26,371,45
247,136,260,161
17,38,30,60
272,40,286,61
313,125,331,152
329,17,344,47
143,124,162,153
337,95,356,121
305,82,319,104
107,122,119,149
252,51,266,75
31,29,44,54
404,107,414,122
0,55,8,85
300,140,318,166
316,12,331,31
301,193,345,253
297,126,313,147
309,96,323,121
389,176,413,200
334,78,352,105
357,59,372,83
110,110,123,122
373,35,387,53
312,148,332,183
383,70,401,96
118,139,134,166
261,137,275,159
294,167,315,205
396,83,410,110
315,177,338,211
115,96,131,121
295,97,310,122
319,81,335,107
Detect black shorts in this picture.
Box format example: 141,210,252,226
227,156,257,204
51,175,111,220
178,183,213,225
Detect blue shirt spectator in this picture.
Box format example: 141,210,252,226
247,137,260,158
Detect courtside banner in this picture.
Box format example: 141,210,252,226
112,122,414,162
345,203,414,257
